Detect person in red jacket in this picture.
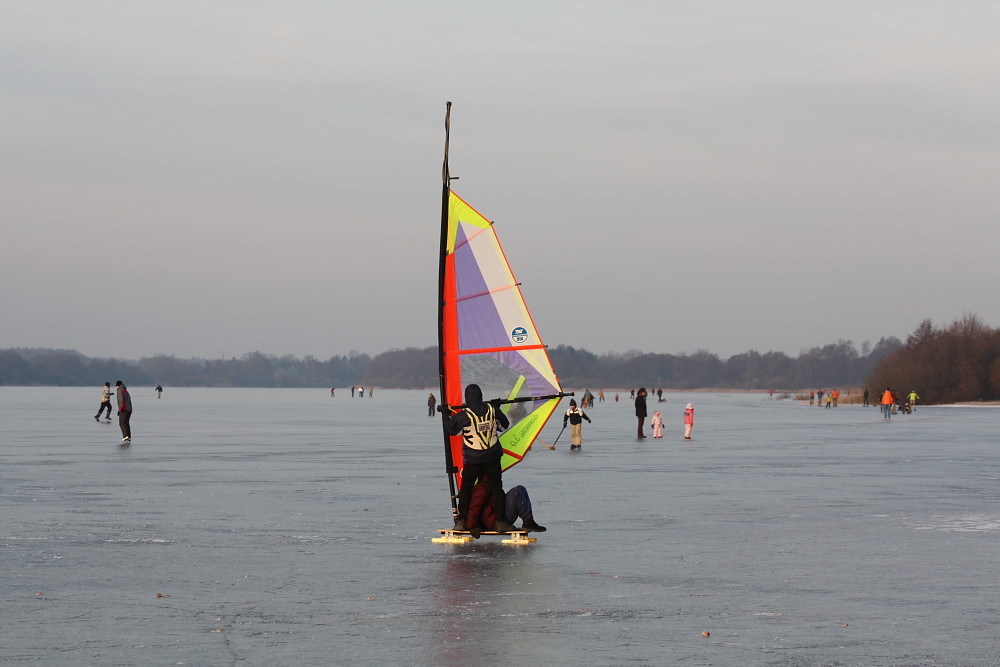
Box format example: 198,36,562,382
466,476,546,539
116,380,132,443
683,403,695,440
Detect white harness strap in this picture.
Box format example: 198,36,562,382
463,404,497,450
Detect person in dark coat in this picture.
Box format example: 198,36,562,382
441,384,516,533
115,380,132,443
635,387,648,439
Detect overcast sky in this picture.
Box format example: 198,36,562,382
3,1,998,362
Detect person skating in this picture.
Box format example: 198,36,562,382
441,384,516,533
94,382,114,422
881,387,894,420
649,410,663,438
116,380,132,443
651,409,664,438
684,403,695,439
563,399,591,450
635,387,648,439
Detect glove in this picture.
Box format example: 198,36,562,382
436,404,449,414
488,398,502,409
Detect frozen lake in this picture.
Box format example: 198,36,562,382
3,386,999,666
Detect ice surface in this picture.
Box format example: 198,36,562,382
2,387,999,665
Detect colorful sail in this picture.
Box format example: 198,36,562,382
439,191,563,487
436,105,566,511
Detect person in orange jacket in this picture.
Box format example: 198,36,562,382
881,387,894,420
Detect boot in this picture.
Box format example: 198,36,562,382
521,517,546,533
493,520,517,533
453,518,466,531
470,524,481,539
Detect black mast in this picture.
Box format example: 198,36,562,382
437,102,459,515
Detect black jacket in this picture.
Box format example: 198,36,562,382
634,392,647,418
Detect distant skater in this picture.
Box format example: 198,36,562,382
809,391,814,406
330,387,336,397
651,410,663,438
427,393,437,416
94,382,114,421
907,390,920,411
635,388,648,439
683,403,695,440
881,387,894,420
116,380,132,443
862,388,870,407
563,399,591,450
155,384,163,398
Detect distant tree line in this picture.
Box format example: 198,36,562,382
1,336,904,391
6,318,994,401
0,349,373,388
547,337,901,391
867,314,1000,404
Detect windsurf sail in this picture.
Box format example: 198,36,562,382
437,102,568,514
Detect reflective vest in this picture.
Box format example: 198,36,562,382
462,405,498,451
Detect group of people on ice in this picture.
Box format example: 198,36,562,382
439,384,547,538
94,380,133,444
633,387,695,440
438,383,698,538
879,387,920,419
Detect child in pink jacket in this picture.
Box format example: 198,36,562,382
683,403,694,440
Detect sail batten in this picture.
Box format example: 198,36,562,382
455,282,519,305
455,343,547,356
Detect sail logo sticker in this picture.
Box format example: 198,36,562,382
511,327,529,344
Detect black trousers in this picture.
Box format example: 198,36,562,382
96,401,112,419
119,411,132,439
457,458,505,525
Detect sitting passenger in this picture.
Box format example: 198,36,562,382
466,476,546,539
